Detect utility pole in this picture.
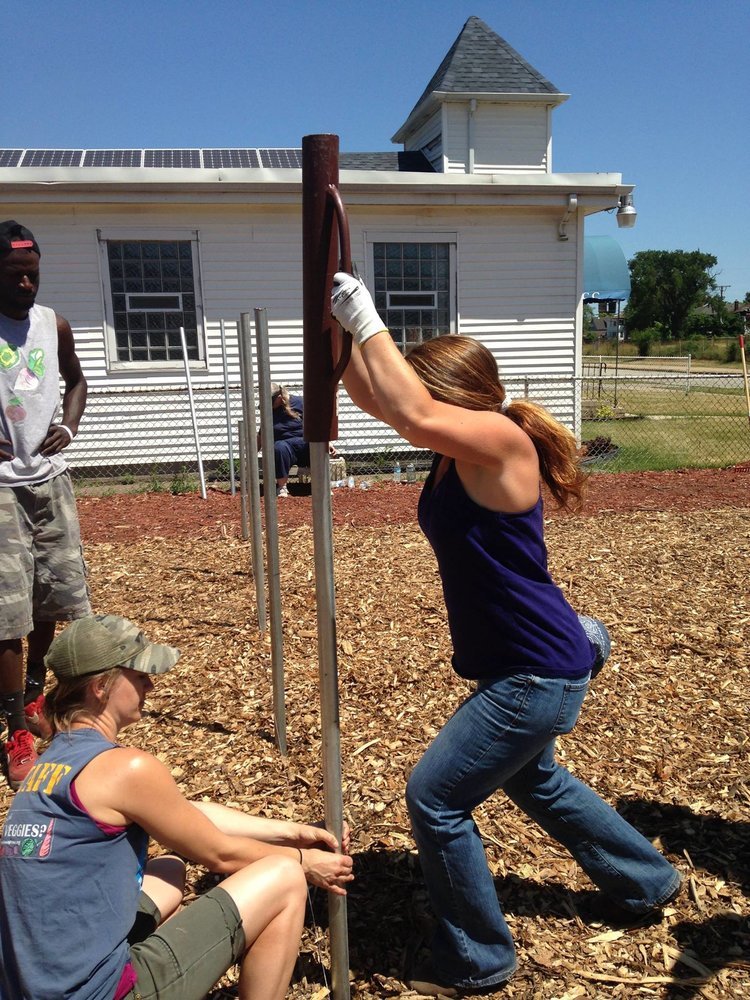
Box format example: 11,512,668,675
715,286,730,334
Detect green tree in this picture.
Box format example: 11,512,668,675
582,303,597,342
624,250,718,339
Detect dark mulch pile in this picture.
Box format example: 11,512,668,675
76,464,750,543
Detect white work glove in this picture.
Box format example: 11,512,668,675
331,272,388,348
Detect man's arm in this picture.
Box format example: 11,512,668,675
40,315,87,456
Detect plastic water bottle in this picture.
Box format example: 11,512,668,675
393,461,402,484
406,462,416,483
347,475,355,489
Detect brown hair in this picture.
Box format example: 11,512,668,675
405,335,586,511
273,384,302,422
44,668,122,735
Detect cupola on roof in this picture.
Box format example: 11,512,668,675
393,16,567,143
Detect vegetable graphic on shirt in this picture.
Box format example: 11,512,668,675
20,837,37,857
39,819,55,858
0,343,19,370
13,347,45,392
5,395,26,424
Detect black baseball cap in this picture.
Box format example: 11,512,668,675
0,220,41,258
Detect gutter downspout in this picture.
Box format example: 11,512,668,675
468,99,477,175
546,105,553,171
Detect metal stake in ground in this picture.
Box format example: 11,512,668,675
238,312,267,632
219,319,237,495
179,325,207,499
254,307,287,756
237,419,249,539
302,132,353,1000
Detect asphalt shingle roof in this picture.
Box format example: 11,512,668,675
409,15,560,116
340,151,434,172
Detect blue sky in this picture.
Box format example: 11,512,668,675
2,0,748,301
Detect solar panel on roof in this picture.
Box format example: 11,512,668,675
259,148,302,169
0,150,22,167
144,149,201,168
83,149,142,167
0,146,313,171
21,150,84,167
202,149,260,169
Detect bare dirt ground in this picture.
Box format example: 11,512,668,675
3,466,749,999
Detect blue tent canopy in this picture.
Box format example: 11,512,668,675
584,235,630,302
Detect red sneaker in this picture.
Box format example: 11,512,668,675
5,730,38,790
24,693,52,740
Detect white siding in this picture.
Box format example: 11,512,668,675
445,102,550,174
445,104,470,173
18,206,306,387
9,201,582,468
402,109,444,171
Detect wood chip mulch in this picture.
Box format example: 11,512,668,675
2,467,749,998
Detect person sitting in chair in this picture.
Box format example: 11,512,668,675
258,384,337,497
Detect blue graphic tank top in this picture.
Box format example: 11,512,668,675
0,728,148,1000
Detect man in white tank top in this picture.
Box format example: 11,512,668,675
0,221,90,789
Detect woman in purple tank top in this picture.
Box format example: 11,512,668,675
332,274,681,997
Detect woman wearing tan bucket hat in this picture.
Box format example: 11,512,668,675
0,613,353,1000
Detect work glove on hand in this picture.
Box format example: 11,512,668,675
331,272,387,348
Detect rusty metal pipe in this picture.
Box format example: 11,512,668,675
301,133,351,1000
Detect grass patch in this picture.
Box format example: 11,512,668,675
581,375,750,470
583,415,749,471
586,381,745,417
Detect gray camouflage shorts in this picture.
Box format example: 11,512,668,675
0,471,90,640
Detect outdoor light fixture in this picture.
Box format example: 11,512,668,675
558,193,578,241
616,193,637,228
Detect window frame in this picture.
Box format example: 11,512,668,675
364,231,457,353
98,229,207,372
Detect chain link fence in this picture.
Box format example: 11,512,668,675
575,367,749,472
67,367,750,493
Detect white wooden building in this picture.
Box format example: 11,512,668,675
0,17,634,474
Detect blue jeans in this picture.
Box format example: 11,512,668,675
406,670,681,989
273,438,310,480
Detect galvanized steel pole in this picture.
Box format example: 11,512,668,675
220,319,237,495
238,312,267,632
254,308,287,755
179,326,207,500
302,133,352,1000
237,419,249,540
